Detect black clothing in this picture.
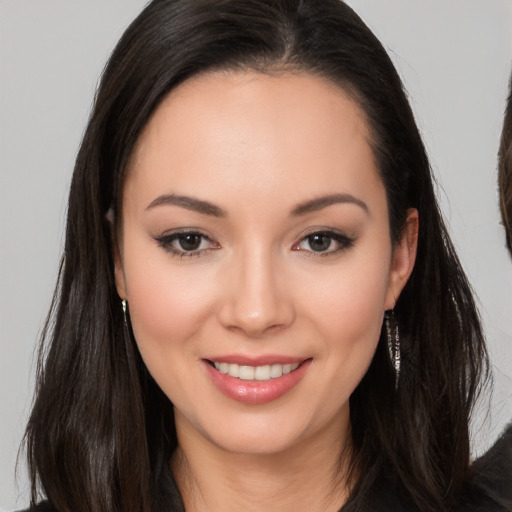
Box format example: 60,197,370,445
18,425,512,512
459,425,512,511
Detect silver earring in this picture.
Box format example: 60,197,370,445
385,309,400,390
122,299,128,325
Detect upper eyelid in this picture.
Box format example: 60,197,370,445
154,227,215,241
155,232,219,258
293,228,355,251
153,227,354,246
300,231,353,243
295,226,353,240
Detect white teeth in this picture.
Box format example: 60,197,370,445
283,364,293,374
255,365,271,381
270,364,283,378
229,363,239,378
212,361,300,381
239,365,255,380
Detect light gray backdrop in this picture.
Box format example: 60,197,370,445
1,1,511,510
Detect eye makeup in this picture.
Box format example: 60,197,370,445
154,226,356,260
292,229,355,256
154,229,221,258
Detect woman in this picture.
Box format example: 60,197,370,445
21,1,509,511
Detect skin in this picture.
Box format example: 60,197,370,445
115,71,418,512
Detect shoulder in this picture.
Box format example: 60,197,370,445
460,423,512,511
364,425,512,512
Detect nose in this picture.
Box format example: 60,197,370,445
217,247,296,337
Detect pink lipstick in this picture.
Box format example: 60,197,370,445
202,356,312,405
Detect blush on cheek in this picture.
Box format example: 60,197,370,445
310,270,387,381
311,273,387,332
130,293,193,347
125,261,219,353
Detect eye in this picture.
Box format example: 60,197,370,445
293,230,354,255
155,231,220,257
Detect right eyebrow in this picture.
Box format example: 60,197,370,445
145,194,227,217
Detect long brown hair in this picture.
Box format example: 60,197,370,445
25,1,489,511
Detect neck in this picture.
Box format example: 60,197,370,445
171,413,353,512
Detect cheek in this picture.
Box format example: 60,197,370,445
308,257,389,329
121,238,218,356
298,248,391,368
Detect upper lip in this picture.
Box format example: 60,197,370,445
204,355,309,366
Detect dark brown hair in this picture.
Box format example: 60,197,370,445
25,1,489,511
498,74,512,256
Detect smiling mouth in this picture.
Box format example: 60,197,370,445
207,360,308,381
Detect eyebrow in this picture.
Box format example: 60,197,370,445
291,193,369,216
146,194,227,217
145,192,368,218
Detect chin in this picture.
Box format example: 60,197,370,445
180,400,350,459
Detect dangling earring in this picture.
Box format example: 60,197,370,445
384,309,400,390
122,299,128,326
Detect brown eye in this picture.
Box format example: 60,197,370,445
155,231,220,257
293,230,355,255
307,233,333,252
178,234,202,251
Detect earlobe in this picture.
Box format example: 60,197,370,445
111,228,127,300
114,247,127,300
113,241,127,300
385,208,419,309
107,208,127,300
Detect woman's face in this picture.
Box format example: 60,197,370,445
115,71,417,455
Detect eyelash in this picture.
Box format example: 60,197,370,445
292,230,355,256
155,231,220,258
155,229,355,258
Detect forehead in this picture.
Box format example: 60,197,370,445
125,71,382,209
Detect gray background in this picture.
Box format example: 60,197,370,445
1,0,511,509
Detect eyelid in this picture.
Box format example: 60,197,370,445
154,228,221,258
291,228,355,255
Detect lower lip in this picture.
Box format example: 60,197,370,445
203,359,312,405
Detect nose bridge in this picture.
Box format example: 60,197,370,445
219,242,294,336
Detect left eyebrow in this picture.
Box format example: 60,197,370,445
290,193,369,216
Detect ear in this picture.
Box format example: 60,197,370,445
385,208,419,309
107,208,127,300
113,242,127,300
